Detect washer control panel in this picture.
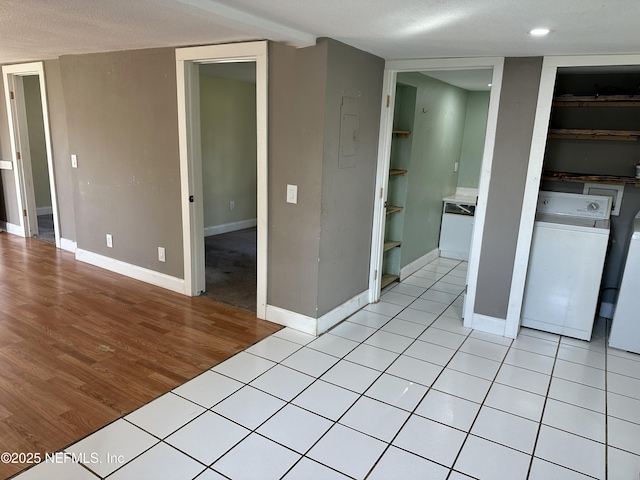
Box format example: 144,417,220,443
537,191,612,219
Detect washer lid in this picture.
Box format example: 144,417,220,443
535,213,610,232
537,191,612,220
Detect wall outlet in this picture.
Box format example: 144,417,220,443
106,234,113,248
454,162,459,173
229,200,235,211
71,154,78,168
158,247,166,262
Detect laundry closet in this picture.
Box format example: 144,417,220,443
527,66,640,341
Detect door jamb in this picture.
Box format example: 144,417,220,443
175,42,268,319
369,57,505,330
2,62,60,247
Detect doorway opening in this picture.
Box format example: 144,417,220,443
370,58,504,326
199,62,258,312
176,42,268,319
2,62,59,247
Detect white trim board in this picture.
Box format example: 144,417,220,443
75,248,186,294
60,237,77,253
175,41,268,320
204,218,257,237
0,160,12,169
266,290,370,336
505,53,640,340
2,222,24,237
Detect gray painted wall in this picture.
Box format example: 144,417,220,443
59,47,184,277
23,75,51,209
474,57,543,320
267,41,326,317
395,72,467,269
458,91,490,189
200,74,257,231
268,39,383,318
44,59,76,242
317,38,384,316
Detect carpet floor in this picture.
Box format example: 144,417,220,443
203,227,257,313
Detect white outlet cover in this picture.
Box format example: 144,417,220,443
287,184,298,204
71,154,78,168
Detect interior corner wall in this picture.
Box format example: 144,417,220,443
200,75,257,231
474,57,543,319
0,71,19,224
58,47,184,277
44,59,76,242
316,39,384,317
267,41,327,318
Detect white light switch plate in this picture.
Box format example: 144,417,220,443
71,154,78,168
287,184,298,204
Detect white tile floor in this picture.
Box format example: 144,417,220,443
14,258,640,479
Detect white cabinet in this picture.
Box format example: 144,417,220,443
439,201,475,261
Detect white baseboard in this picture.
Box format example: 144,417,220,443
266,290,370,336
2,222,24,236
317,290,369,335
60,237,77,253
265,305,317,335
469,313,509,338
204,218,257,237
400,248,440,280
75,248,186,294
36,206,53,216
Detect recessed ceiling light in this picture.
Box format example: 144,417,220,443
529,28,550,36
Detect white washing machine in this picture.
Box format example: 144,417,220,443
521,191,612,340
608,212,640,353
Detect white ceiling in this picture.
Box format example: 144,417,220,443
1,0,640,65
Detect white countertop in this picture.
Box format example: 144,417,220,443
443,194,477,205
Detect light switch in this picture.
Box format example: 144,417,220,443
71,154,78,168
287,184,298,204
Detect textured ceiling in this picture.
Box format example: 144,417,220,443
1,0,639,65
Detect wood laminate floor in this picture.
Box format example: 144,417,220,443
0,233,281,479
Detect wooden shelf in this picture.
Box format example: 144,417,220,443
380,274,399,289
548,129,640,142
553,95,640,107
392,130,411,138
389,169,408,176
543,171,640,186
383,240,402,252
386,205,403,215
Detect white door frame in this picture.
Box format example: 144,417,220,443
175,42,268,319
2,62,60,247
504,53,640,338
369,57,505,328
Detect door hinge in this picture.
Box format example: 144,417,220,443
23,209,27,217
386,95,390,108
10,91,14,100
374,270,378,280
16,151,21,160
